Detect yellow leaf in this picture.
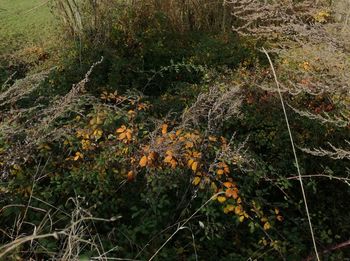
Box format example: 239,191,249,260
217,169,224,175
192,176,201,186
276,215,283,222
263,222,271,231
164,155,172,163
274,208,280,215
217,196,226,203
223,204,235,214
208,136,217,142
187,159,194,167
191,161,198,171
74,152,83,161
96,116,103,125
139,156,148,167
93,129,103,140
239,215,245,222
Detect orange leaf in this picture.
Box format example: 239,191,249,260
235,205,243,215
161,124,168,135
164,155,172,163
139,156,148,167
223,182,233,188
225,188,238,199
127,171,134,181
116,125,126,133
118,132,126,140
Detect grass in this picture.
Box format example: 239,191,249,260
0,0,56,54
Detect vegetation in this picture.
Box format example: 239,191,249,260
0,0,349,260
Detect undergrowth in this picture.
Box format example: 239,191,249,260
1,0,350,260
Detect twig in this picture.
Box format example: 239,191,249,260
304,239,350,261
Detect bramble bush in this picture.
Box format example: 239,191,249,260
1,0,350,260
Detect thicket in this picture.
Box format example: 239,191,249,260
0,0,349,260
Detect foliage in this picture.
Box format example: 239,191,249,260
1,0,350,260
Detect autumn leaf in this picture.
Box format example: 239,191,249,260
116,125,126,133
118,132,126,140
74,152,83,161
161,124,168,135
208,136,217,142
127,171,134,181
93,129,103,140
185,141,194,148
217,196,226,203
225,188,238,199
223,204,235,214
139,156,148,167
235,205,243,215
164,155,172,163
217,169,224,175
223,182,233,188
263,222,271,231
192,176,201,186
191,161,198,171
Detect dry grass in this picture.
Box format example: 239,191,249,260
55,0,232,39
0,196,117,260
0,57,103,180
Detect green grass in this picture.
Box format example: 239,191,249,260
0,0,56,53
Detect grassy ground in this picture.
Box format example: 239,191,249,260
0,0,55,54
